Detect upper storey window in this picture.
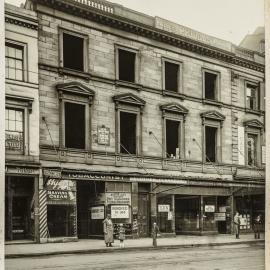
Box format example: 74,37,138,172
60,29,88,73
5,43,24,81
203,69,220,101
118,49,136,83
246,83,259,111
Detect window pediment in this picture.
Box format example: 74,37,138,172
160,103,188,115
243,119,264,129
112,93,145,107
56,82,95,99
200,110,225,122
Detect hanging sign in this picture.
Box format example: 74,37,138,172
158,204,170,212
167,211,173,220
106,193,131,205
238,126,245,165
205,205,215,212
111,205,129,219
91,206,105,220
46,179,76,191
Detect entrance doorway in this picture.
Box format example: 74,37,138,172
137,193,149,237
5,177,34,241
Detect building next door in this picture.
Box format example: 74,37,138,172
137,193,149,237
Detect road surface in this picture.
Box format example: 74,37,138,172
5,243,264,270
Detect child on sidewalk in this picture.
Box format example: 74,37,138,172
118,224,125,248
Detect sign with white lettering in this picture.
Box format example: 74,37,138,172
91,206,105,220
47,190,76,204
214,212,226,221
168,211,173,220
46,179,76,191
205,205,215,212
238,126,245,165
97,126,110,145
106,193,131,205
158,204,170,212
111,205,129,219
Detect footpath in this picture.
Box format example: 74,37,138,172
5,234,264,258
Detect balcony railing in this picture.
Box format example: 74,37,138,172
73,0,114,14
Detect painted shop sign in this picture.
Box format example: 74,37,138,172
158,204,170,212
97,126,110,145
214,212,226,221
204,205,215,212
43,169,62,179
111,205,129,219
5,166,39,175
155,17,232,52
47,190,76,204
64,173,126,181
91,206,105,220
5,131,23,151
106,193,131,205
46,179,76,191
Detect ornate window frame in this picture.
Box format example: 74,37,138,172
112,93,145,156
56,82,95,151
160,103,188,159
201,110,225,163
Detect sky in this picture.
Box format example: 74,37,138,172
5,0,264,45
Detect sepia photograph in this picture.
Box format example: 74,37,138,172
1,0,268,269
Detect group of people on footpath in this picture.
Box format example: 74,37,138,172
233,211,262,239
103,214,160,248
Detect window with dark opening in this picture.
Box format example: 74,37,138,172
120,111,136,154
63,33,84,71
166,119,180,158
204,72,217,100
65,102,85,149
205,126,217,162
118,49,136,83
165,62,179,92
247,134,257,166
246,84,259,110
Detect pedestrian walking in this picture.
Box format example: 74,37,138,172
103,214,114,247
233,211,240,239
253,214,262,239
152,222,160,247
118,223,125,248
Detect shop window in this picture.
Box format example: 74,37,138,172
113,93,145,156
203,70,219,101
205,126,217,163
166,119,180,158
164,61,179,92
246,83,259,110
5,42,24,81
247,134,257,166
59,29,88,73
64,102,85,149
120,111,137,154
5,108,24,153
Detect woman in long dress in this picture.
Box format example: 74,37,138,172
103,214,114,247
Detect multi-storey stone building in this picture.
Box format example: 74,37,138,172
24,0,265,243
5,3,39,242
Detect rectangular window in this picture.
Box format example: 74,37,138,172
5,108,24,153
63,33,84,71
205,126,217,162
246,83,259,110
65,102,85,149
204,72,218,100
118,49,136,83
166,119,180,158
247,134,257,166
5,43,24,81
165,61,179,92
120,111,136,154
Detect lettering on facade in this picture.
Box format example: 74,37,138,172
43,169,62,179
238,126,245,165
97,126,110,145
47,190,76,203
5,132,23,151
6,166,38,175
204,205,215,212
65,173,126,181
111,205,129,219
158,204,170,212
106,192,131,205
91,206,105,220
155,17,232,52
46,179,76,191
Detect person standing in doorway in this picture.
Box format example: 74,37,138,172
103,214,114,247
152,222,160,247
118,223,125,248
253,214,262,239
233,211,240,239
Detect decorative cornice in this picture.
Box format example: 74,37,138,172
5,16,38,30
112,93,146,107
200,110,226,122
34,0,264,72
243,119,264,129
160,103,188,115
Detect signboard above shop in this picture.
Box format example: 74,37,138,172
106,193,131,205
111,205,129,219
